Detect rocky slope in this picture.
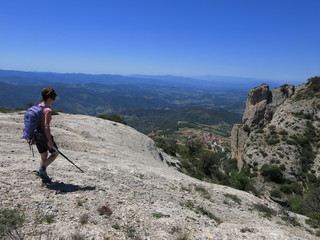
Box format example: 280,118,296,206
231,77,320,182
0,112,318,239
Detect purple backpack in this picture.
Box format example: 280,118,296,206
22,106,44,154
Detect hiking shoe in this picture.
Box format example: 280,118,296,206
37,168,52,183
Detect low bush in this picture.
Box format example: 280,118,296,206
221,158,238,175
280,182,303,195
266,137,280,145
243,124,251,133
194,185,211,199
98,205,113,216
228,170,257,194
0,208,25,239
224,193,242,204
295,76,320,100
185,138,203,156
306,212,320,228
301,188,320,214
270,189,282,198
97,113,126,124
253,203,277,219
260,164,284,184
153,137,178,156
80,214,89,225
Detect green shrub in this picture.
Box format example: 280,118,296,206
268,125,276,131
98,205,113,216
197,151,220,177
260,164,284,184
279,130,288,135
288,195,304,214
270,189,282,198
0,107,17,113
253,203,277,218
80,214,89,225
97,113,126,124
185,138,203,156
243,124,251,133
290,182,303,195
152,212,166,219
194,185,211,199
224,194,242,204
228,170,257,194
259,150,268,157
307,76,320,92
295,76,320,100
280,184,291,194
301,188,320,214
153,137,178,156
266,136,280,145
112,223,121,230
256,128,264,133
35,211,55,224
222,158,238,174
0,208,25,238
306,212,320,228
195,206,221,223
70,232,86,240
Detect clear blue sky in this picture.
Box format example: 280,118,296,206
0,0,319,82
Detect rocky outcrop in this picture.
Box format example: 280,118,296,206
231,79,320,180
242,84,271,127
0,112,317,239
230,124,248,169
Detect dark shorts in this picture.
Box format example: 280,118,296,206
34,131,58,154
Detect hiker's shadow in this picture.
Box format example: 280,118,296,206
46,181,96,194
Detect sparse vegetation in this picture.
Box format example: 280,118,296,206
76,199,86,207
253,203,277,219
152,212,166,219
70,232,86,240
295,76,320,100
240,227,254,233
195,206,222,223
97,113,126,124
0,107,22,113
194,185,211,199
306,212,320,228
79,214,89,225
0,208,25,239
34,211,55,224
224,193,242,204
260,164,284,184
153,137,178,156
270,189,282,198
174,228,191,240
124,225,141,239
180,200,221,224
112,223,121,230
98,205,113,216
243,124,251,133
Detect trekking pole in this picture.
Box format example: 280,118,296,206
52,147,85,173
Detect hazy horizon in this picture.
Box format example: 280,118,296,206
0,68,306,86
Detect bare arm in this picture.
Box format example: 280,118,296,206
43,110,54,148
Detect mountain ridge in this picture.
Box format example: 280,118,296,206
0,111,317,239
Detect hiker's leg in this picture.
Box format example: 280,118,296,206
43,151,59,168
40,152,48,168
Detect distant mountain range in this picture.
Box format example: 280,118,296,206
0,69,302,120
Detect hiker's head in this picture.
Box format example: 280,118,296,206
41,88,57,102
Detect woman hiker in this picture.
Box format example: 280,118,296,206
35,88,59,183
